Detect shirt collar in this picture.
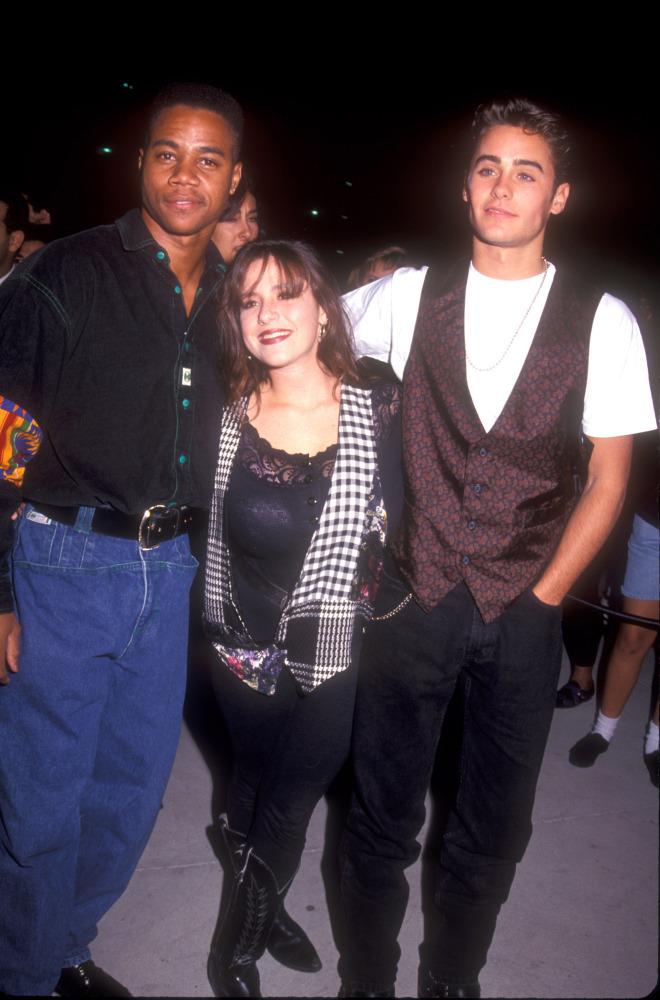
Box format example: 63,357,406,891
115,208,227,276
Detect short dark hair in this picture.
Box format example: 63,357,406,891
220,239,360,403
470,98,571,186
0,190,29,235
144,82,243,156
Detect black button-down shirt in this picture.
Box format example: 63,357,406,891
0,209,226,611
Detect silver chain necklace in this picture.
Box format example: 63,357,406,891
466,258,549,372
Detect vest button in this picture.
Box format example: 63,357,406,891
468,520,476,530
462,555,470,566
307,496,318,506
303,474,313,484
310,514,320,525
473,483,482,494
479,447,488,457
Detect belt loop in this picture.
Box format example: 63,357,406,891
73,506,96,534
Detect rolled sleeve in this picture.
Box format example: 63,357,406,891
343,266,427,379
582,294,657,437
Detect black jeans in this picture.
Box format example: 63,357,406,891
212,661,357,888
339,571,563,988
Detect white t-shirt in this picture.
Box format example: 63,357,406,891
343,263,656,437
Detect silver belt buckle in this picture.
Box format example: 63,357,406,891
138,503,174,550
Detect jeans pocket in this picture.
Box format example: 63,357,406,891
527,587,562,615
12,507,58,566
371,566,413,621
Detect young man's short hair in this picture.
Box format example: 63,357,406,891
144,82,243,157
470,98,571,186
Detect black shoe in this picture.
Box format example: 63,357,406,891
556,680,594,708
338,982,395,997
267,905,322,972
207,959,260,999
644,749,659,787
569,732,609,768
54,961,132,997
418,966,480,998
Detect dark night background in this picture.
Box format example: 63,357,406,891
4,54,658,305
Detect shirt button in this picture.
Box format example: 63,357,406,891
479,447,488,457
174,285,182,295
307,496,318,506
178,454,187,465
182,399,190,409
462,555,470,565
468,520,476,531
156,250,166,261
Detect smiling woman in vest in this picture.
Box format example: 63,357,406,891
203,239,402,998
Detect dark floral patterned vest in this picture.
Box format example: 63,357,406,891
391,264,600,622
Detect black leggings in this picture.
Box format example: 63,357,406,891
211,660,357,888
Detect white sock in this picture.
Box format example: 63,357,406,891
592,710,620,742
644,720,659,756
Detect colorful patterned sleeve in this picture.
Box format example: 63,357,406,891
0,395,43,488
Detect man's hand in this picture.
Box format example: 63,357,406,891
0,612,21,684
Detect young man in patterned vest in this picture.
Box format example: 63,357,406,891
338,98,656,998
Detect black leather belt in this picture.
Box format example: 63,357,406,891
31,502,198,550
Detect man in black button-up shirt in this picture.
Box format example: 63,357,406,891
0,83,242,997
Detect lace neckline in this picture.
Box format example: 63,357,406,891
238,421,337,485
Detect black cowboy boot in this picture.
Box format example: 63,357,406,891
217,817,321,975
268,903,322,972
208,844,280,998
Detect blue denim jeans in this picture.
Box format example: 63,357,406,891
0,507,198,996
339,572,563,990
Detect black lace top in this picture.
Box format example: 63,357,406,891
224,382,402,642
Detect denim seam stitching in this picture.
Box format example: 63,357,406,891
116,549,149,659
